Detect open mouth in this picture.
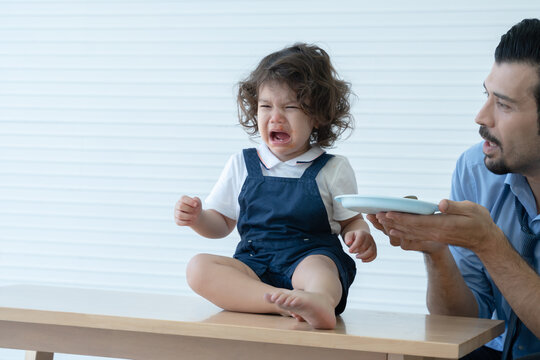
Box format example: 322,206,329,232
483,140,500,155
479,126,500,147
270,131,291,143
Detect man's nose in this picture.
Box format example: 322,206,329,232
475,98,494,128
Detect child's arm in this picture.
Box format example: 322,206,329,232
339,214,377,262
175,195,236,239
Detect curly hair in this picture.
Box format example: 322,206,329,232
237,43,354,148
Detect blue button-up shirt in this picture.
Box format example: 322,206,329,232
449,142,540,357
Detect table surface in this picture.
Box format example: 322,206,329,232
0,285,505,359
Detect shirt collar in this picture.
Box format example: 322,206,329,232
256,143,325,169
505,173,538,219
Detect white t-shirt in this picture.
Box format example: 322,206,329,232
205,144,359,235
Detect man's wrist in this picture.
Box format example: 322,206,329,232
423,245,451,266
475,225,511,262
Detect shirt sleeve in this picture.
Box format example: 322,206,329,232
204,152,246,221
450,150,479,203
449,151,495,319
324,155,360,222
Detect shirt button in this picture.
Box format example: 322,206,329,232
518,345,524,350
249,253,253,257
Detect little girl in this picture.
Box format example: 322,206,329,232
175,43,376,329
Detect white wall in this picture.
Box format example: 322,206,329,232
1,1,539,359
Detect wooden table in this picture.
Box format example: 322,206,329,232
0,285,504,360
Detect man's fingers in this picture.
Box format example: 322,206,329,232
439,199,465,215
439,199,483,217
389,236,402,246
366,213,388,234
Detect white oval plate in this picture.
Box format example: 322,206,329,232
335,195,439,215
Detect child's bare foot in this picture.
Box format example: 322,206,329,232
264,290,336,329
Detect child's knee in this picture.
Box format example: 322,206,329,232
186,253,212,292
298,254,337,272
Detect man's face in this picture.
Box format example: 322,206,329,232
475,62,540,177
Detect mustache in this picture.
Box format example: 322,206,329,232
479,126,501,147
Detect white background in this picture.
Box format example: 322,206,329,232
1,1,539,359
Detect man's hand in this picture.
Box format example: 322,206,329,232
373,199,502,255
366,213,447,255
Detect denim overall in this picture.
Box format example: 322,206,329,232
233,148,357,314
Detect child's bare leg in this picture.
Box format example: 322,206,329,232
264,255,341,329
186,253,287,314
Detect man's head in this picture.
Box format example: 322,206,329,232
495,18,540,125
476,19,540,177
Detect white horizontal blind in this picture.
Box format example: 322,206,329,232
1,1,539,359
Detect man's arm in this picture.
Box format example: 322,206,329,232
477,228,540,336
424,247,478,317
368,213,478,317
378,199,540,337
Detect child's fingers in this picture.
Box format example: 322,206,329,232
343,231,355,247
180,195,201,209
174,209,196,225
348,233,374,254
356,243,377,262
174,196,202,226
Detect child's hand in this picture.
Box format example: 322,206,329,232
344,230,377,262
174,195,202,227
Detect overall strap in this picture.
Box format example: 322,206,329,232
300,153,334,179
242,148,263,178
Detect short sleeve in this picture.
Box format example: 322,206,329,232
204,152,247,220
322,155,359,222
450,151,478,203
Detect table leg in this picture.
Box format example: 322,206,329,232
25,351,54,360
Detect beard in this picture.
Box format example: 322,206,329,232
484,157,512,175
479,126,511,175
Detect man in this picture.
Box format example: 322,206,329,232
369,18,540,359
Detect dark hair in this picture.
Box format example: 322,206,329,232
495,18,540,125
237,43,354,148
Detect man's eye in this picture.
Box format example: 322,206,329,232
497,101,510,109
259,104,270,108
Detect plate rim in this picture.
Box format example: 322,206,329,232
335,194,439,214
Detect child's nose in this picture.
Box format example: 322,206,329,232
270,109,285,123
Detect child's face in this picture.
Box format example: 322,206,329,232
257,81,315,162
